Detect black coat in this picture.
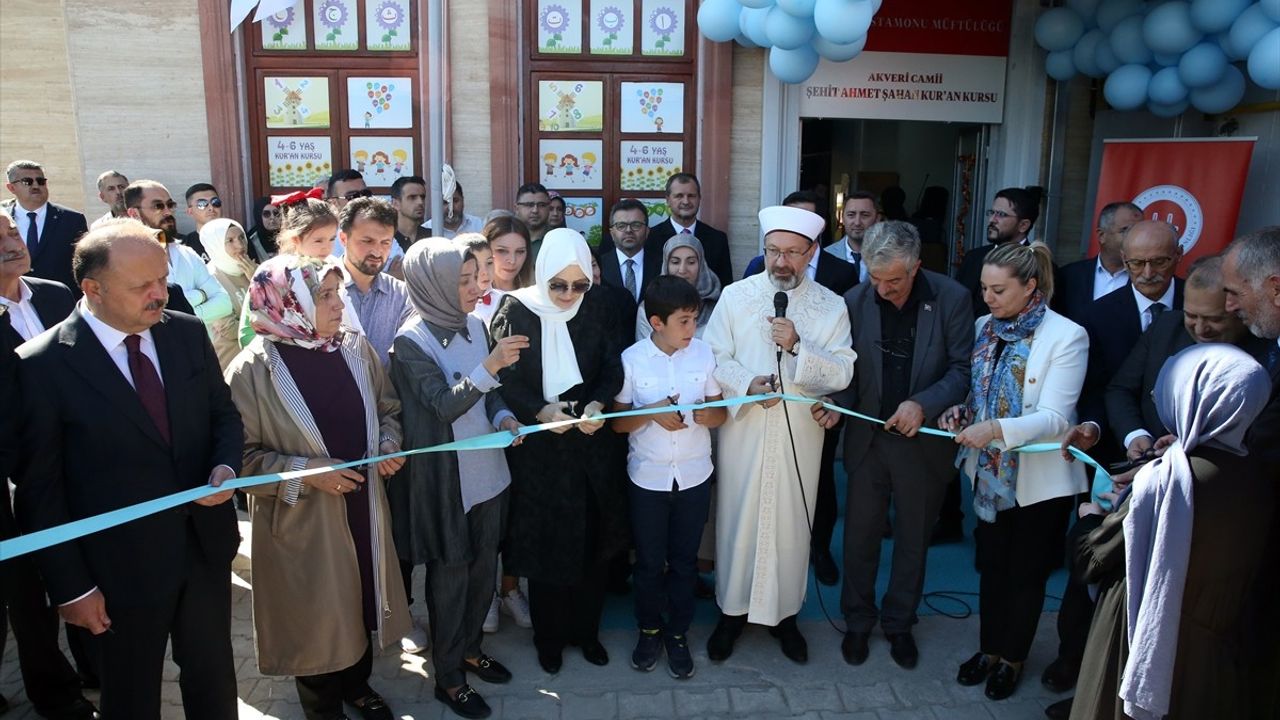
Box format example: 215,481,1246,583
742,250,859,297
642,219,734,289
0,311,19,543
597,244,663,304
489,289,629,584
957,241,1063,320
0,277,75,348
3,201,87,295
13,309,243,605
1102,310,1194,448
1053,257,1112,325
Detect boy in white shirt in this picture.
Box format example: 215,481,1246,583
613,275,726,679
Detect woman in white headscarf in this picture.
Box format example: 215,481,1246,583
200,218,258,368
1067,343,1273,720
489,228,627,674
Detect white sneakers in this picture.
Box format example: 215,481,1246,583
483,594,500,633
400,621,430,655
500,588,533,628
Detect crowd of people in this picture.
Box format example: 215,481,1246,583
0,157,1277,720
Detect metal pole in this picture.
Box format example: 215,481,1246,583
427,0,444,234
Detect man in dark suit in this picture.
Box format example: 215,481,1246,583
1053,201,1141,325
619,173,734,288
0,212,76,346
956,187,1041,319
4,160,88,294
815,221,972,670
14,223,243,720
743,195,857,585
824,190,878,284
598,199,663,314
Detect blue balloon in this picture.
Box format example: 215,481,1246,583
1104,63,1153,110
769,44,821,84
1178,41,1228,87
1145,2,1203,56
1111,16,1153,65
1148,66,1189,104
1189,63,1245,113
740,6,771,47
1046,50,1077,81
739,0,775,8
765,5,816,49
1248,26,1280,89
1095,38,1121,74
1036,8,1086,52
1263,0,1280,24
1066,0,1101,26
1074,29,1105,77
1148,99,1189,118
1097,0,1143,33
1152,51,1183,67
735,32,760,48
776,0,817,18
1190,0,1250,34
1227,4,1279,60
814,0,874,45
813,33,866,62
696,0,742,43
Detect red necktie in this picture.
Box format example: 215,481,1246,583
125,334,170,444
480,292,492,305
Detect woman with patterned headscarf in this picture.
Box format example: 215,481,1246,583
224,254,409,720
634,233,722,342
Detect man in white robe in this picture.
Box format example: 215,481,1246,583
702,205,856,663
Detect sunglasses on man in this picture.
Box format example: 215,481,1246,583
192,197,223,210
13,177,48,187
343,189,375,201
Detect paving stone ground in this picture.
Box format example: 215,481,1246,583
3,522,1066,719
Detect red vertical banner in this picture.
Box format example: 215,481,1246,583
1091,138,1255,273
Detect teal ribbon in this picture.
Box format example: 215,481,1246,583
0,393,1110,561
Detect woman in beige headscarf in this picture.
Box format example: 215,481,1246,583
200,218,257,368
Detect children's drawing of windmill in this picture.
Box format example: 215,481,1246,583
273,78,312,125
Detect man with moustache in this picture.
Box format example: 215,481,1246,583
702,205,856,664
327,169,406,276
956,188,1042,319
14,221,243,719
825,190,878,284
90,170,130,230
338,196,414,367
390,175,431,249
123,181,231,326
422,180,484,240
3,160,88,293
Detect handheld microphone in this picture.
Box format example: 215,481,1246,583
773,291,788,362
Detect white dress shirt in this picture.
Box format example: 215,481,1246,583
1092,258,1129,300
616,247,645,301
615,337,721,491
12,203,48,246
1132,282,1176,332
80,300,164,388
805,245,820,281
0,280,45,341
669,218,698,235
838,238,870,282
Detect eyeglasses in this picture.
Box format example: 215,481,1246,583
611,221,646,232
764,247,809,261
985,209,1016,220
141,200,179,211
341,189,374,201
193,197,222,210
1123,256,1176,272
516,201,549,210
13,177,48,187
548,279,591,295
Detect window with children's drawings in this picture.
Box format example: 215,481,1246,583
243,0,423,198
524,0,696,247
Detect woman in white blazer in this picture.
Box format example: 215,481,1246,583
939,242,1088,703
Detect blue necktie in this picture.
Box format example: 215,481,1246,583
26,212,39,254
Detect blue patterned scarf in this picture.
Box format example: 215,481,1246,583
967,291,1047,522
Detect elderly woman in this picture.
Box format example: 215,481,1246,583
489,228,627,674
225,255,409,720
635,234,722,342
940,242,1089,702
201,218,257,368
1068,344,1273,720
388,239,527,719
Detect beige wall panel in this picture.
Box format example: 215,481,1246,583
727,45,764,279
62,0,212,234
0,0,87,212
447,0,494,217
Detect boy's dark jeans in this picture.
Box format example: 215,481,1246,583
628,479,711,636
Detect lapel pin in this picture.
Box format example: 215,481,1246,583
923,303,932,312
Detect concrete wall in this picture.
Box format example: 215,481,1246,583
727,45,764,279
0,0,87,212
448,0,494,217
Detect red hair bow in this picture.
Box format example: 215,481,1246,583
270,187,325,207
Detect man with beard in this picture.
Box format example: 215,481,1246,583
825,190,877,283
327,169,405,276
90,170,130,230
514,183,552,258
337,196,414,367
701,205,855,664
390,175,431,249
422,181,484,240
124,181,231,326
3,160,87,293
957,188,1041,318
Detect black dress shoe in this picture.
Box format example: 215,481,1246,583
349,692,394,720
767,616,808,664
1044,697,1073,719
811,548,839,586
886,632,918,670
464,655,512,684
706,613,747,661
581,641,609,666
841,631,870,666
1041,657,1078,693
956,652,995,686
536,646,563,674
434,684,492,720
984,661,1021,700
